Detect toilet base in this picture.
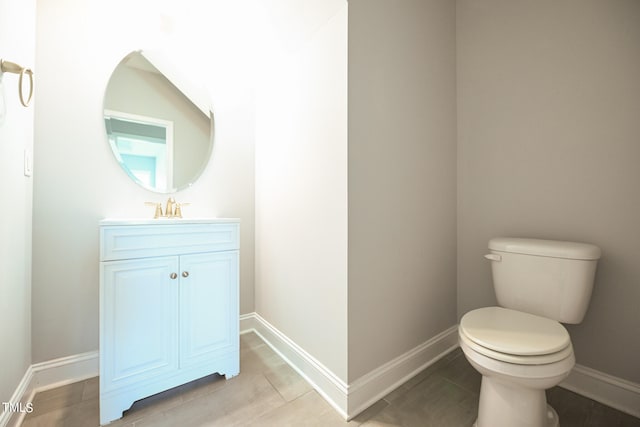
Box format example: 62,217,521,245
474,376,560,427
473,405,558,427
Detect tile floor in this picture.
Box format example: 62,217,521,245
18,332,640,427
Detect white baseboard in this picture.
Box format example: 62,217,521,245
240,312,459,420
0,366,33,427
347,325,459,418
0,351,98,427
240,312,350,418
29,351,99,393
560,363,640,418
239,312,259,334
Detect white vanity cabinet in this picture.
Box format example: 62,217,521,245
99,219,239,425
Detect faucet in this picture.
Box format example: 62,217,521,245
145,197,187,218
165,197,175,217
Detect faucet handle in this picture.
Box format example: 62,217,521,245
144,202,164,219
174,203,190,218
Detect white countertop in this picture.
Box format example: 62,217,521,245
100,217,240,226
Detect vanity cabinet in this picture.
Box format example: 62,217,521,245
99,219,239,425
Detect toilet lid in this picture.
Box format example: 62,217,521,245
460,307,571,356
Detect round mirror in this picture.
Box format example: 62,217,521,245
103,50,213,193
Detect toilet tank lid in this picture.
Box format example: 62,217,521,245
489,238,601,260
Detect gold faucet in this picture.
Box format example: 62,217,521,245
165,197,175,217
145,197,185,218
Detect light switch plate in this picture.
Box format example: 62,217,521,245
24,148,33,177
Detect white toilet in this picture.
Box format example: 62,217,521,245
459,237,601,427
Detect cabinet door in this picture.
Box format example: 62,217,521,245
179,251,238,368
101,257,179,392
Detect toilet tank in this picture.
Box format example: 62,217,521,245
487,238,601,324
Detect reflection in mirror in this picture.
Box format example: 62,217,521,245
105,112,173,191
103,50,213,193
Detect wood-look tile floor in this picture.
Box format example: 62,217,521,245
19,332,640,427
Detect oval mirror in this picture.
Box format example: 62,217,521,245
103,50,213,193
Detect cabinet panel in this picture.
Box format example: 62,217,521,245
179,251,239,369
101,257,179,392
101,223,239,261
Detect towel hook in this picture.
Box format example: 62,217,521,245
0,59,34,107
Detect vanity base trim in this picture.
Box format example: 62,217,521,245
100,353,239,425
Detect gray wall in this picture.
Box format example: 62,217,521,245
348,0,457,382
32,0,256,363
457,0,640,383
0,0,35,407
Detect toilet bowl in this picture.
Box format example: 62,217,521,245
459,307,575,427
459,238,600,427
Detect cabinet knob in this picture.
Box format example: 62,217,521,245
182,271,189,278
170,272,178,280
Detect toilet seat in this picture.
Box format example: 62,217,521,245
460,307,573,365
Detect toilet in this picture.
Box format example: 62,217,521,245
459,237,601,427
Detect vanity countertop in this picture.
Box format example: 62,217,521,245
100,217,240,226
